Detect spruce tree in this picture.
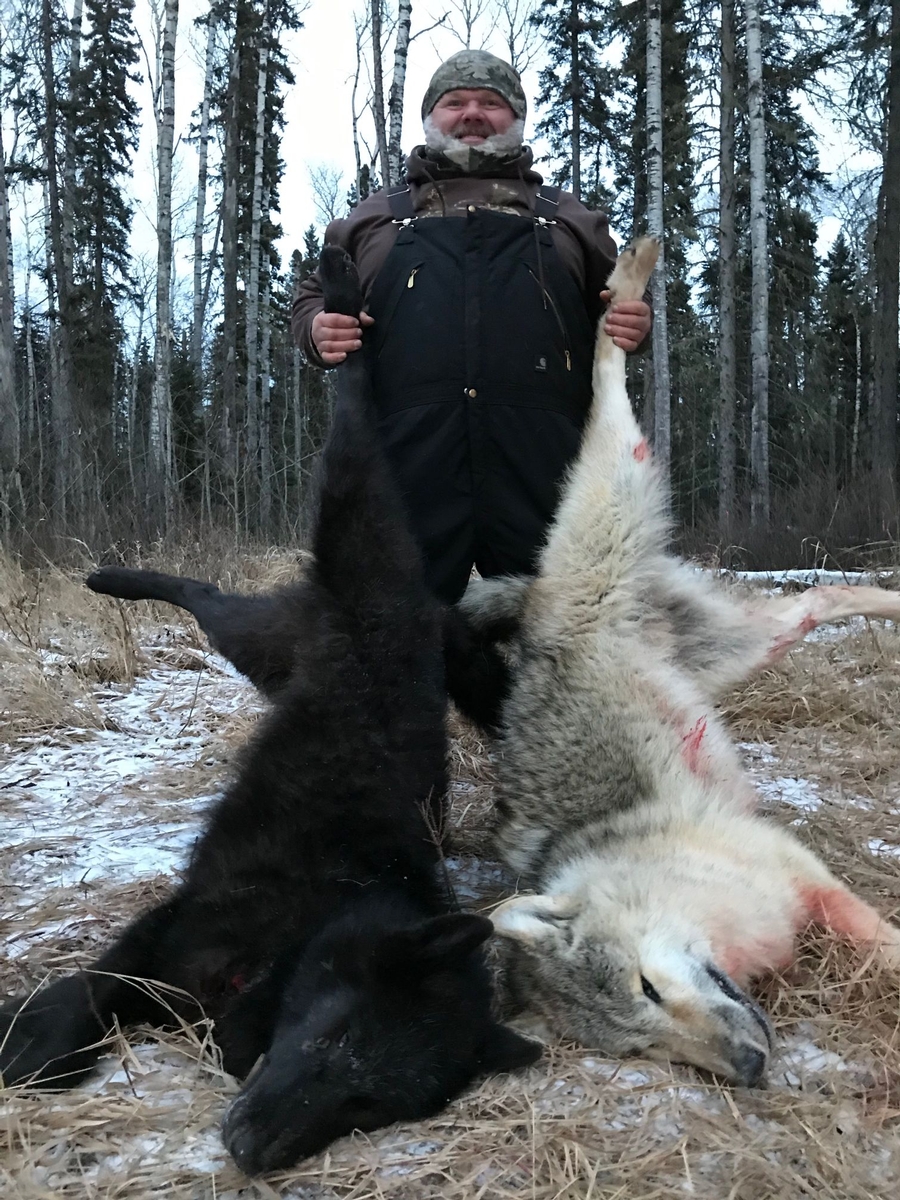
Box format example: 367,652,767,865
69,0,141,462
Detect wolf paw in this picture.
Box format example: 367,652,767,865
604,237,660,304
319,245,364,318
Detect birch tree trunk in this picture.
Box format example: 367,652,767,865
128,289,148,495
852,312,862,480
0,120,18,478
62,0,82,343
245,18,269,524
745,0,770,528
150,0,179,523
41,0,78,525
371,0,389,184
352,14,365,199
291,250,304,524
718,0,737,538
646,0,670,477
872,0,900,527
192,14,217,380
222,15,242,478
387,0,412,186
259,278,273,533
569,0,581,201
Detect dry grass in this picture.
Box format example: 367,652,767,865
2,556,900,1197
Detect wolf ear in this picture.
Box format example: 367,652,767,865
479,1023,543,1073
490,893,579,944
377,914,493,973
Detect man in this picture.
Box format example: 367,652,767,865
292,50,651,603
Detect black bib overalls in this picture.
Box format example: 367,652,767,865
363,186,595,603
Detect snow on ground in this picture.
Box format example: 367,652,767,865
1,642,258,897
0,605,897,1192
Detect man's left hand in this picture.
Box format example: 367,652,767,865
599,292,652,353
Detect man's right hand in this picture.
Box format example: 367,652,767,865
312,310,375,365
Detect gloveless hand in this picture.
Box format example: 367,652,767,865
312,309,376,365
599,291,652,353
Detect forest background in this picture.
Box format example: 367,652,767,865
0,0,897,570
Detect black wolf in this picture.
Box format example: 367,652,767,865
0,248,539,1175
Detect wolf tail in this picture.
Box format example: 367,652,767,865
538,238,668,601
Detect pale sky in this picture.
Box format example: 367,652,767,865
129,0,551,280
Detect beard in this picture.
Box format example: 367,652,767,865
423,115,526,169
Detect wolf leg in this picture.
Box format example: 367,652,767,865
538,239,667,597
87,566,294,699
758,585,900,666
0,899,182,1088
800,881,900,970
650,567,900,697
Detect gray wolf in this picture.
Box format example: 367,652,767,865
460,236,900,1087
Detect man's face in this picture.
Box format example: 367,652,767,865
429,89,516,143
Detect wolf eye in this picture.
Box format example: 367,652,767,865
641,975,662,1004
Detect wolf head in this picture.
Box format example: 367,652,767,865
491,893,772,1086
222,912,541,1175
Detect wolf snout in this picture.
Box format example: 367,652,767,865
730,1042,768,1088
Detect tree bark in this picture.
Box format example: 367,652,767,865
371,0,389,184
645,0,670,477
387,0,412,186
872,0,900,528
150,0,179,523
745,0,770,528
291,251,304,523
718,0,737,538
41,0,79,525
259,277,273,533
222,6,243,476
245,14,270,524
0,119,18,477
192,14,217,380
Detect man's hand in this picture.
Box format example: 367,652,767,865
312,309,376,365
599,291,652,353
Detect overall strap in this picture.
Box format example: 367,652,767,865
386,184,417,223
534,184,562,222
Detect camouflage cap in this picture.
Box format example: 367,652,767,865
421,50,526,121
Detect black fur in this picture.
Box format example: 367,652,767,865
0,248,540,1175
85,566,513,729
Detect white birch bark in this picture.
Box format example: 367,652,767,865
718,0,737,536
41,0,77,521
291,251,303,517
222,21,242,471
872,0,900,522
61,0,82,323
646,0,670,477
745,0,770,528
852,312,862,480
387,0,412,186
371,0,389,184
0,119,18,475
150,0,179,515
259,277,272,532
246,18,270,513
192,14,217,378
352,13,365,200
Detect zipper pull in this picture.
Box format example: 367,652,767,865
565,350,571,371
407,267,419,289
